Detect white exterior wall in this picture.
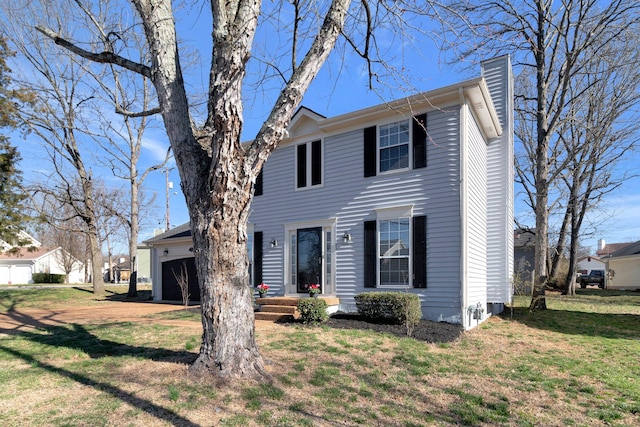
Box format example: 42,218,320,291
462,105,488,329
34,249,84,283
606,257,640,290
250,107,465,323
576,257,605,274
482,56,514,305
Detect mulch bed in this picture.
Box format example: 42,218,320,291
323,312,464,343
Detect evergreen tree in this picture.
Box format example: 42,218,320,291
0,36,29,245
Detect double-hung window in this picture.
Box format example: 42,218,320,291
296,140,322,189
379,218,411,286
379,120,410,173
364,207,427,289
364,114,426,177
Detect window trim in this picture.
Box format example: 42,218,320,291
375,205,413,288
378,119,412,175
378,217,412,288
295,139,324,190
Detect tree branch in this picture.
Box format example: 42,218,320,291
34,25,152,78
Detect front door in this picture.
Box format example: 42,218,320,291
296,227,323,293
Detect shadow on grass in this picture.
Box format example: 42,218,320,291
104,289,153,302
503,306,640,339
0,308,199,425
0,344,199,426
0,307,197,361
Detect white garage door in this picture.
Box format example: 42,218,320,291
0,265,32,284
13,266,32,284
0,266,9,284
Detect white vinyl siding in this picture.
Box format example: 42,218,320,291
250,107,463,323
464,108,489,325
482,56,514,303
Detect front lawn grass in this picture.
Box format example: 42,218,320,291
0,287,639,426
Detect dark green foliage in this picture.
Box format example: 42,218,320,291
31,273,65,284
0,36,31,244
355,292,422,326
297,298,328,324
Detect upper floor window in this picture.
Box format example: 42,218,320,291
364,114,427,178
296,140,322,189
379,120,410,173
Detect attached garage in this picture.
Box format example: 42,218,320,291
161,257,200,302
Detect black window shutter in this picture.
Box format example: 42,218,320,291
412,216,427,288
363,126,377,177
364,220,377,288
253,232,263,287
413,114,427,169
311,140,322,185
255,170,263,196
297,144,307,188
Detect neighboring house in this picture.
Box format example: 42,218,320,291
107,256,131,283
0,246,84,284
137,245,152,283
605,240,640,291
576,256,606,275
596,239,632,259
147,56,514,330
0,231,41,251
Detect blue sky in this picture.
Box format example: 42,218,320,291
12,3,640,254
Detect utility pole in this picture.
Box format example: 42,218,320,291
164,167,174,231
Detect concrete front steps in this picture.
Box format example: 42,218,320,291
254,296,340,322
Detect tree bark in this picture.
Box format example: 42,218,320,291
39,0,351,383
529,2,549,311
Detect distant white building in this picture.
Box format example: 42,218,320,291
576,256,606,275
0,233,84,284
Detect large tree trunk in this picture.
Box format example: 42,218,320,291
88,223,104,295
530,12,549,311
128,173,139,297
188,190,266,380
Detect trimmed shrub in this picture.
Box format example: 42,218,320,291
354,292,422,326
297,298,328,324
31,273,65,284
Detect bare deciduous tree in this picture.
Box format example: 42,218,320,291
443,0,640,309
30,0,441,383
172,261,190,308
555,37,640,295
33,207,86,283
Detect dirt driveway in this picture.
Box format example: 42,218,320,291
0,301,282,335
0,301,203,335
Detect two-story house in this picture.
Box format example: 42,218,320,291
147,56,514,330
249,55,513,329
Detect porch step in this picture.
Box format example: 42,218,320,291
260,305,297,314
254,311,296,322
254,296,340,322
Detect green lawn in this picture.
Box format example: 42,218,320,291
0,287,638,426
